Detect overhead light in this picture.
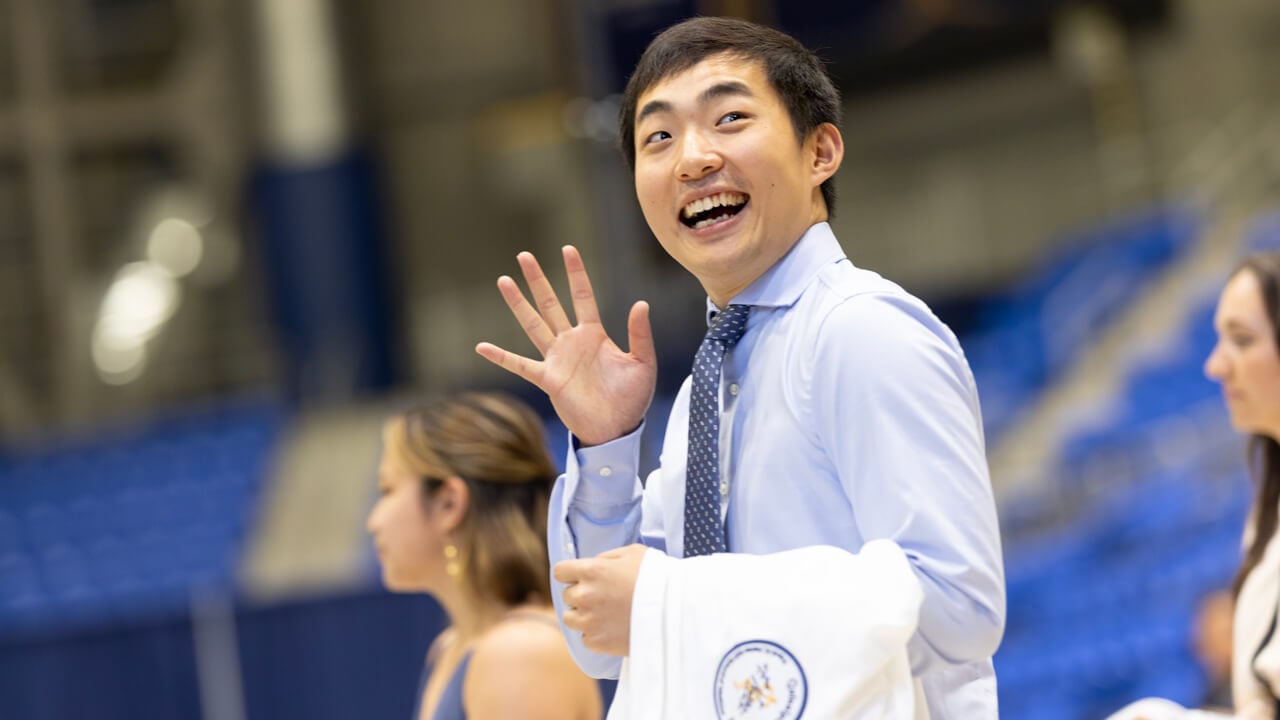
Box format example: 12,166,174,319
91,261,182,385
147,218,204,278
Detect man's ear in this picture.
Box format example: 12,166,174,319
809,122,844,186
432,476,471,534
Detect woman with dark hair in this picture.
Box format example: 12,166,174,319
1206,253,1280,719
1111,252,1280,719
367,392,602,720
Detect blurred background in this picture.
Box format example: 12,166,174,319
0,0,1278,717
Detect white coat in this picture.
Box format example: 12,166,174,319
608,540,928,719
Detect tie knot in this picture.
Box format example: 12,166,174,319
705,304,750,346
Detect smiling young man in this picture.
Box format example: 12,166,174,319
476,16,1005,718
630,52,836,306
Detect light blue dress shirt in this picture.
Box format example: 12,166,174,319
548,222,1006,719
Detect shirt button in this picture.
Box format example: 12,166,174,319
729,383,740,396
719,480,729,497
599,466,612,477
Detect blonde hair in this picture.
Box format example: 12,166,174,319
383,392,557,607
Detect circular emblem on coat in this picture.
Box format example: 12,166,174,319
713,639,807,719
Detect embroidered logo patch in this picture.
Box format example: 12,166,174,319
713,640,807,719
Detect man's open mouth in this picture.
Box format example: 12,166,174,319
680,192,748,230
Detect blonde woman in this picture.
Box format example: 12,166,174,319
367,392,602,720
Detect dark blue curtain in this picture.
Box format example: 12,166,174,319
0,588,614,719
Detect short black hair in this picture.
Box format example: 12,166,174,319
618,16,842,215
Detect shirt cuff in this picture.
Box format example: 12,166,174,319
571,422,644,510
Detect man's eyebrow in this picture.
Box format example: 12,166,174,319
636,99,673,127
700,80,753,104
635,81,755,127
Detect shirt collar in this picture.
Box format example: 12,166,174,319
704,222,847,324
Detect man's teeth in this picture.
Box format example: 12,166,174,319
682,192,746,219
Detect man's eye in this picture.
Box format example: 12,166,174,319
718,112,746,125
644,130,671,145
1232,335,1255,348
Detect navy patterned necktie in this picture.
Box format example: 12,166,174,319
684,304,750,557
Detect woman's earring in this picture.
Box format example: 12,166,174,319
444,544,460,578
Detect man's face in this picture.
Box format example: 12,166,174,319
631,54,840,306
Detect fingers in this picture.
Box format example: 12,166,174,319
553,558,588,585
561,605,599,652
562,604,586,631
499,247,613,339
560,581,597,648
474,342,544,388
563,246,602,326
556,559,627,656
561,580,584,607
496,275,555,355
560,591,591,644
559,571,586,631
626,301,656,366
517,252,573,335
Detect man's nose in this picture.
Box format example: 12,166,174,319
676,133,722,181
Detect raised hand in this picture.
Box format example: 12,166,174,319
475,246,657,447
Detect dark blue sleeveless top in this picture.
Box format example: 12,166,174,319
413,612,562,720
412,651,471,720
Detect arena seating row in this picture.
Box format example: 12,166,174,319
1245,210,1280,252
996,464,1247,716
964,203,1201,440
991,208,1280,718
0,398,283,637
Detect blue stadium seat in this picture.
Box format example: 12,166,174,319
962,203,1202,443
0,397,284,637
1244,210,1280,252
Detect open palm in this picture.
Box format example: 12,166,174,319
476,246,657,447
